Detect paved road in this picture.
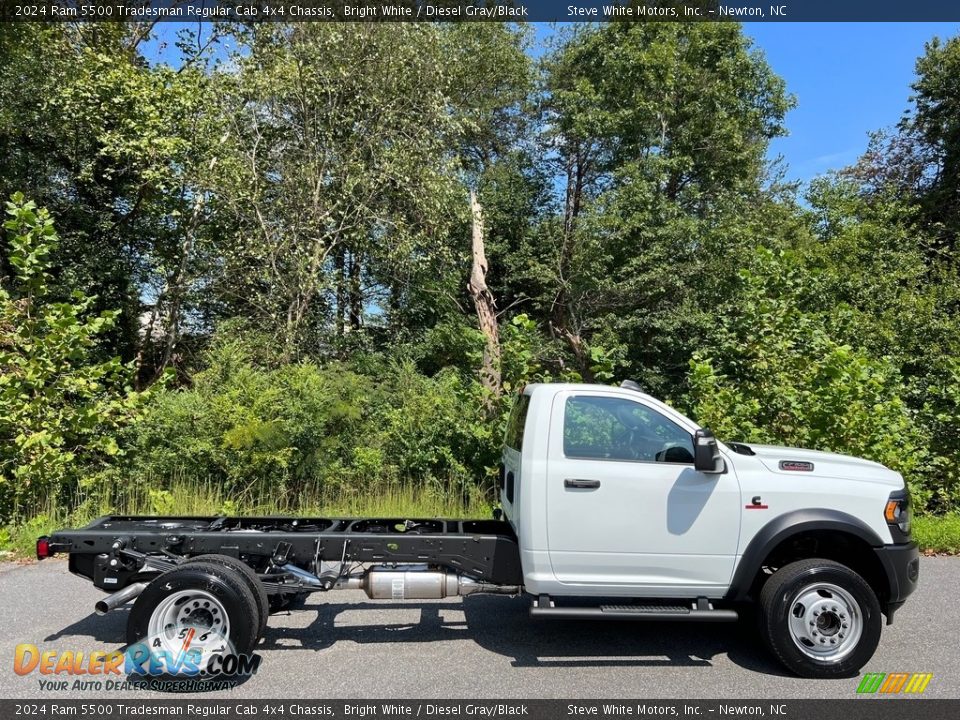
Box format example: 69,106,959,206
0,557,956,700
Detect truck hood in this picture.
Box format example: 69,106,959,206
731,443,904,488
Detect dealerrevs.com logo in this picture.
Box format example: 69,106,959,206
14,628,261,692
856,672,934,695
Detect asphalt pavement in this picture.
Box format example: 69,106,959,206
0,557,956,700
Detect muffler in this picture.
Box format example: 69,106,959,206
340,564,520,599
95,582,148,615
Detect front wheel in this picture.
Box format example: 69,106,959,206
759,558,882,678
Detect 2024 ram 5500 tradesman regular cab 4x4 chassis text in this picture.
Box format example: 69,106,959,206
38,382,919,679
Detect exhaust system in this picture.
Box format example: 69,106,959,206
269,560,522,600
94,566,516,615
95,582,148,615
338,564,520,600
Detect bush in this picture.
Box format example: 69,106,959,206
0,195,142,523
685,247,929,505
124,331,501,507
909,358,960,513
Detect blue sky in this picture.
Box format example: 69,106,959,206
530,22,960,184
743,22,960,183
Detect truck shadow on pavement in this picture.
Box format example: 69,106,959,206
43,593,789,678
259,594,791,677
45,608,129,644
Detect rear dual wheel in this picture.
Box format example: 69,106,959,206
126,561,264,676
184,554,269,637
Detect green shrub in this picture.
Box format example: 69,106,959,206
913,515,960,554
124,332,502,506
0,195,143,523
909,359,960,513
685,247,929,505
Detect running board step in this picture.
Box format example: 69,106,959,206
529,596,738,623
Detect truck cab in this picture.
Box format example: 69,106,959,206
502,383,741,597
502,382,919,677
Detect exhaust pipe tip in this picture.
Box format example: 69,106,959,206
95,581,148,615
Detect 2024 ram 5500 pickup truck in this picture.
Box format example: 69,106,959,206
39,381,919,679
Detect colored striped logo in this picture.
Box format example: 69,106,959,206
856,672,933,694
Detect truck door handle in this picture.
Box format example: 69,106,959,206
564,478,601,489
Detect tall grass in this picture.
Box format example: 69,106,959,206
914,514,960,554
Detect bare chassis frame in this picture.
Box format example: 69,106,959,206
44,515,524,595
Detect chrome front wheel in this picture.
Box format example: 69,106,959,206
759,558,882,678
787,582,863,662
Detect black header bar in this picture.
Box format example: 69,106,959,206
3,0,960,23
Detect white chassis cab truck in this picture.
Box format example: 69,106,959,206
39,381,919,679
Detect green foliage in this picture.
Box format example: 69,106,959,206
0,195,143,522
124,330,500,505
912,358,960,512
913,515,960,555
531,21,793,394
2,24,960,531
685,247,927,501
209,24,467,360
908,35,960,252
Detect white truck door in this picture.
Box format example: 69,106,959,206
546,391,740,595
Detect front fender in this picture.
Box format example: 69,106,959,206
725,509,885,601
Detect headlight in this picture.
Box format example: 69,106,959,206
884,491,911,535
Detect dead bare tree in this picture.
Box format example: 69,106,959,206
467,189,501,409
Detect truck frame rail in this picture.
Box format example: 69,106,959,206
43,515,524,593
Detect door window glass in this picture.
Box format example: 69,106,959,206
563,396,694,463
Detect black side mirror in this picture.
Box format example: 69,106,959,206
694,428,725,474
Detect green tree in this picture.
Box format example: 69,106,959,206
0,23,220,383
532,22,792,391
0,195,143,522
208,24,464,362
849,34,960,256
685,247,927,503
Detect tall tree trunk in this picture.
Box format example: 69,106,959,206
467,189,501,408
155,188,205,383
550,143,594,381
133,302,160,389
334,246,347,339
348,251,362,331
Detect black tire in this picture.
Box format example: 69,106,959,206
759,558,882,678
185,554,268,639
127,562,260,658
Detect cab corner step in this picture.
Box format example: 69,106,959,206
529,596,738,622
